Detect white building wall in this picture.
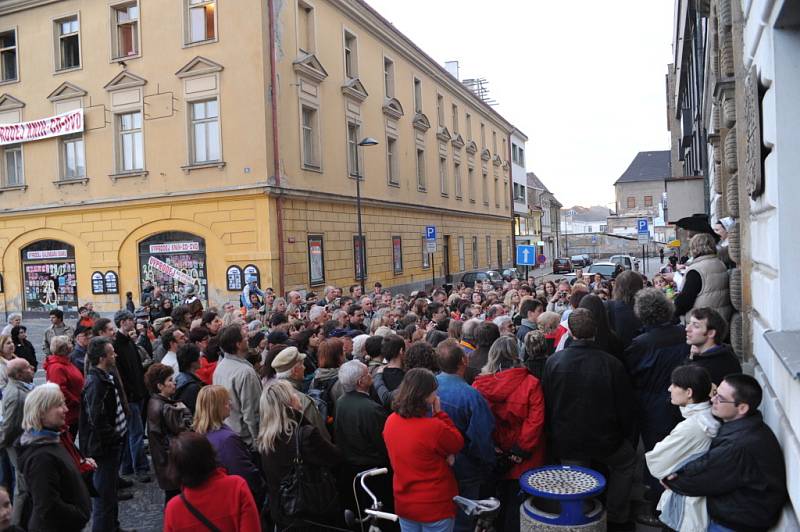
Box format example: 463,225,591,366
742,0,800,526
511,132,528,215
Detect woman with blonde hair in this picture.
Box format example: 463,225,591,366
194,385,265,506
257,380,342,529
674,233,732,323
0,336,16,389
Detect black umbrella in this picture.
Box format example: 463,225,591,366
674,214,720,241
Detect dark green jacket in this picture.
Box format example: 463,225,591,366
333,390,388,467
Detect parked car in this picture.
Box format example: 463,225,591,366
570,255,588,268
502,268,524,281
460,270,504,288
581,254,593,266
609,254,638,271
552,258,573,274
588,262,624,279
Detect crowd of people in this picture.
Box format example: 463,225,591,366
0,233,789,532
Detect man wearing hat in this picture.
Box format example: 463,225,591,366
272,347,328,440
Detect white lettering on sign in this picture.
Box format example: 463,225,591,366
147,256,196,285
26,249,68,260
0,109,84,146
148,242,201,253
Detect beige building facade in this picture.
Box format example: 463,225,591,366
0,0,515,314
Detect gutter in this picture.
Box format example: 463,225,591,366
267,0,286,294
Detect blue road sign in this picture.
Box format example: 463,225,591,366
516,245,537,266
425,225,436,240
637,218,649,234
638,218,649,244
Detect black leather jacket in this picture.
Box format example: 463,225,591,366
78,366,125,457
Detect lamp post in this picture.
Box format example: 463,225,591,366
355,137,378,293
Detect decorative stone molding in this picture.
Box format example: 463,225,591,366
412,112,430,132
743,67,764,199
502,160,510,171
730,268,742,311
382,97,404,119
722,94,736,128
696,0,710,16
710,102,720,135
465,140,477,155
47,81,87,102
480,148,490,162
724,126,738,173
175,56,224,79
0,93,24,109
450,133,464,149
104,70,147,91
492,154,502,167
292,53,328,83
719,29,735,78
714,162,722,193
713,195,726,219
719,0,732,28
726,173,740,217
730,312,743,356
436,126,451,142
728,221,740,264
341,78,368,102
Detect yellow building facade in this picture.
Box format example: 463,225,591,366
0,0,517,315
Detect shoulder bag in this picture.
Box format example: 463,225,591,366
180,493,221,532
278,425,339,517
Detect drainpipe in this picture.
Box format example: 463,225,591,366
267,0,285,295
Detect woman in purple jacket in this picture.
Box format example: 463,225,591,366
193,385,266,507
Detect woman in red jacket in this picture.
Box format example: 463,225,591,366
164,432,260,532
383,368,464,532
43,335,84,438
473,336,545,532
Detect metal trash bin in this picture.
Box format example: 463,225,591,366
519,466,607,532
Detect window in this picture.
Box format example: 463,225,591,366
494,177,499,207
627,196,636,208
416,148,426,190
344,31,357,78
482,172,488,205
465,113,471,141
451,104,458,133
186,0,216,44
413,77,422,113
0,30,17,82
486,235,491,267
297,1,314,53
387,136,398,185
61,135,85,179
472,236,478,268
600,224,607,232
480,123,485,148
502,138,506,158
513,183,526,201
512,143,525,166
117,111,143,171
111,2,139,58
492,131,497,152
458,236,465,272
503,181,508,209
468,167,475,203
383,57,394,98
439,156,448,195
2,144,23,186
347,122,360,177
421,236,430,268
644,195,653,207
301,105,319,169
190,99,220,164
436,94,444,126
55,16,80,70
518,146,525,166
454,161,462,199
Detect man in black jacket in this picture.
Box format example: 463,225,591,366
543,309,635,531
79,336,132,532
112,310,151,483
664,374,787,531
685,307,741,385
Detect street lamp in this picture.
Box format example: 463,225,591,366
355,137,378,293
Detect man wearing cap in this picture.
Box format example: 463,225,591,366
112,310,152,483
272,346,328,439
70,325,91,375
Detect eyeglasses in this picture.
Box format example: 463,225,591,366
711,393,738,405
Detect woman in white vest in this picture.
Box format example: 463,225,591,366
673,234,732,324
646,365,719,532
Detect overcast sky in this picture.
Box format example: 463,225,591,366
368,0,675,209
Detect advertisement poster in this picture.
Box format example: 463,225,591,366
353,235,367,281
308,235,325,285
392,236,403,274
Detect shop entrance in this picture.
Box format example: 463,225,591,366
20,240,79,315
138,232,208,305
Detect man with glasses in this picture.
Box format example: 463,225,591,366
663,374,787,532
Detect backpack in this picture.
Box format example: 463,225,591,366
307,377,337,427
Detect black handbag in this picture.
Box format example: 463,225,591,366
278,425,339,517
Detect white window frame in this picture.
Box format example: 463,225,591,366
482,171,489,206
183,0,218,47
297,0,316,54
300,104,320,170
189,98,221,164
60,134,85,180
451,103,458,134
386,135,398,186
468,167,475,203
343,29,358,79
518,146,525,166
2,144,23,187
439,155,448,196
383,56,394,98
494,176,500,208
0,28,18,83
110,1,140,61
347,121,361,178
436,93,444,127
480,123,485,148
416,147,426,191
413,77,422,113
54,14,81,72
503,180,508,209
454,161,462,200
465,113,472,141
116,110,144,172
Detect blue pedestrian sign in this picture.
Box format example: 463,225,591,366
516,245,537,266
637,218,649,244
425,226,436,240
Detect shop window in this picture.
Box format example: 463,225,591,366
116,111,144,171
186,0,216,44
61,135,85,179
0,30,17,82
111,2,140,59
55,15,80,71
21,240,78,314
190,98,220,163
139,232,207,305
2,144,23,186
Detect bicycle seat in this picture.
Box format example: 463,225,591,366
453,496,501,516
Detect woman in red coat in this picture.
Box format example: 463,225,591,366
473,336,545,532
383,368,464,532
164,432,260,532
43,335,84,437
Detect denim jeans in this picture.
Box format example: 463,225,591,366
92,444,121,532
120,399,149,475
399,517,455,532
708,521,736,532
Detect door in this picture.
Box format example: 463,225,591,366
20,240,79,315
443,235,452,284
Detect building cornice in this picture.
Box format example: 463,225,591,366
0,0,62,16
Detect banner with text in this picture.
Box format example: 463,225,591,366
147,256,196,285
0,109,84,146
